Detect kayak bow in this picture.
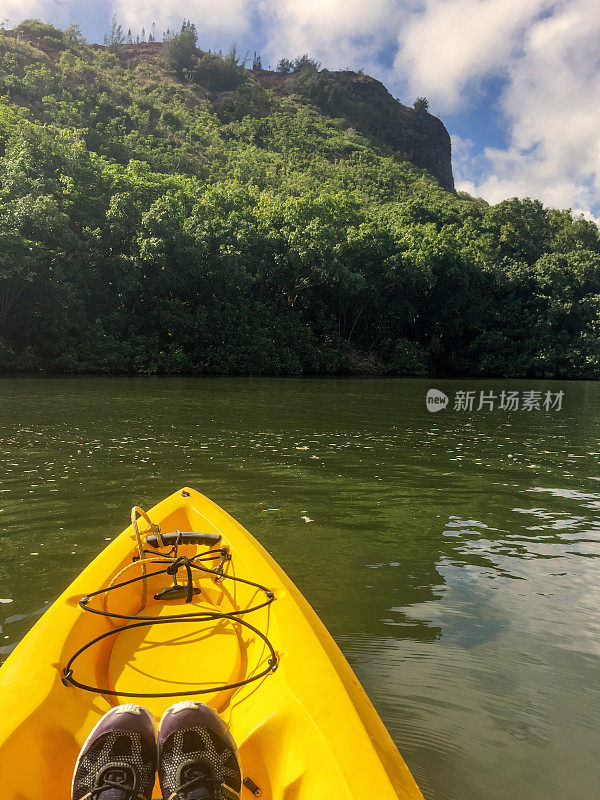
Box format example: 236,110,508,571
0,488,424,799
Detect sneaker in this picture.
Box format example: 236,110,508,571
157,701,242,800
71,704,158,800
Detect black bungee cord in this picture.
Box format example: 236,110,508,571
61,541,278,698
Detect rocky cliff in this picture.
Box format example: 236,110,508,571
255,68,455,192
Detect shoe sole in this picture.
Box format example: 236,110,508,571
70,704,158,799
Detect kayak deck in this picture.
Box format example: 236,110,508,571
0,488,424,800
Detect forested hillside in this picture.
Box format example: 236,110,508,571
1,19,599,377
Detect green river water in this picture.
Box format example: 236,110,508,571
0,377,599,799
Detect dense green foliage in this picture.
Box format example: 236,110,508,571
0,22,599,376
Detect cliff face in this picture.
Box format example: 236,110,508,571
255,69,455,192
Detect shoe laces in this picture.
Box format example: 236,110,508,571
89,766,139,800
175,771,222,800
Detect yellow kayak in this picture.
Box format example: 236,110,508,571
0,488,424,799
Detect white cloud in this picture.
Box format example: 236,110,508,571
393,0,554,112
259,0,401,73
450,1,600,215
0,0,68,27
110,0,252,37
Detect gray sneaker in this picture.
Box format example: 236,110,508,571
71,704,158,800
157,701,242,800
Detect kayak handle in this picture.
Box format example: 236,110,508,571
145,531,222,548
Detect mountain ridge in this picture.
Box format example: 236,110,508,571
3,26,454,192
252,66,454,193
121,43,455,192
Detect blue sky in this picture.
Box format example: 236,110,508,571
2,0,599,220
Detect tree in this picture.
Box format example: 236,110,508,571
413,97,429,113
292,54,320,73
104,16,125,52
126,28,133,45
277,58,293,75
64,24,85,45
16,19,65,43
191,50,246,91
483,198,551,265
224,44,246,68
160,20,198,75
252,52,262,71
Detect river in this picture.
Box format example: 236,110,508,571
0,377,599,799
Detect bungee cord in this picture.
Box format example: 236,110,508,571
61,507,278,699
